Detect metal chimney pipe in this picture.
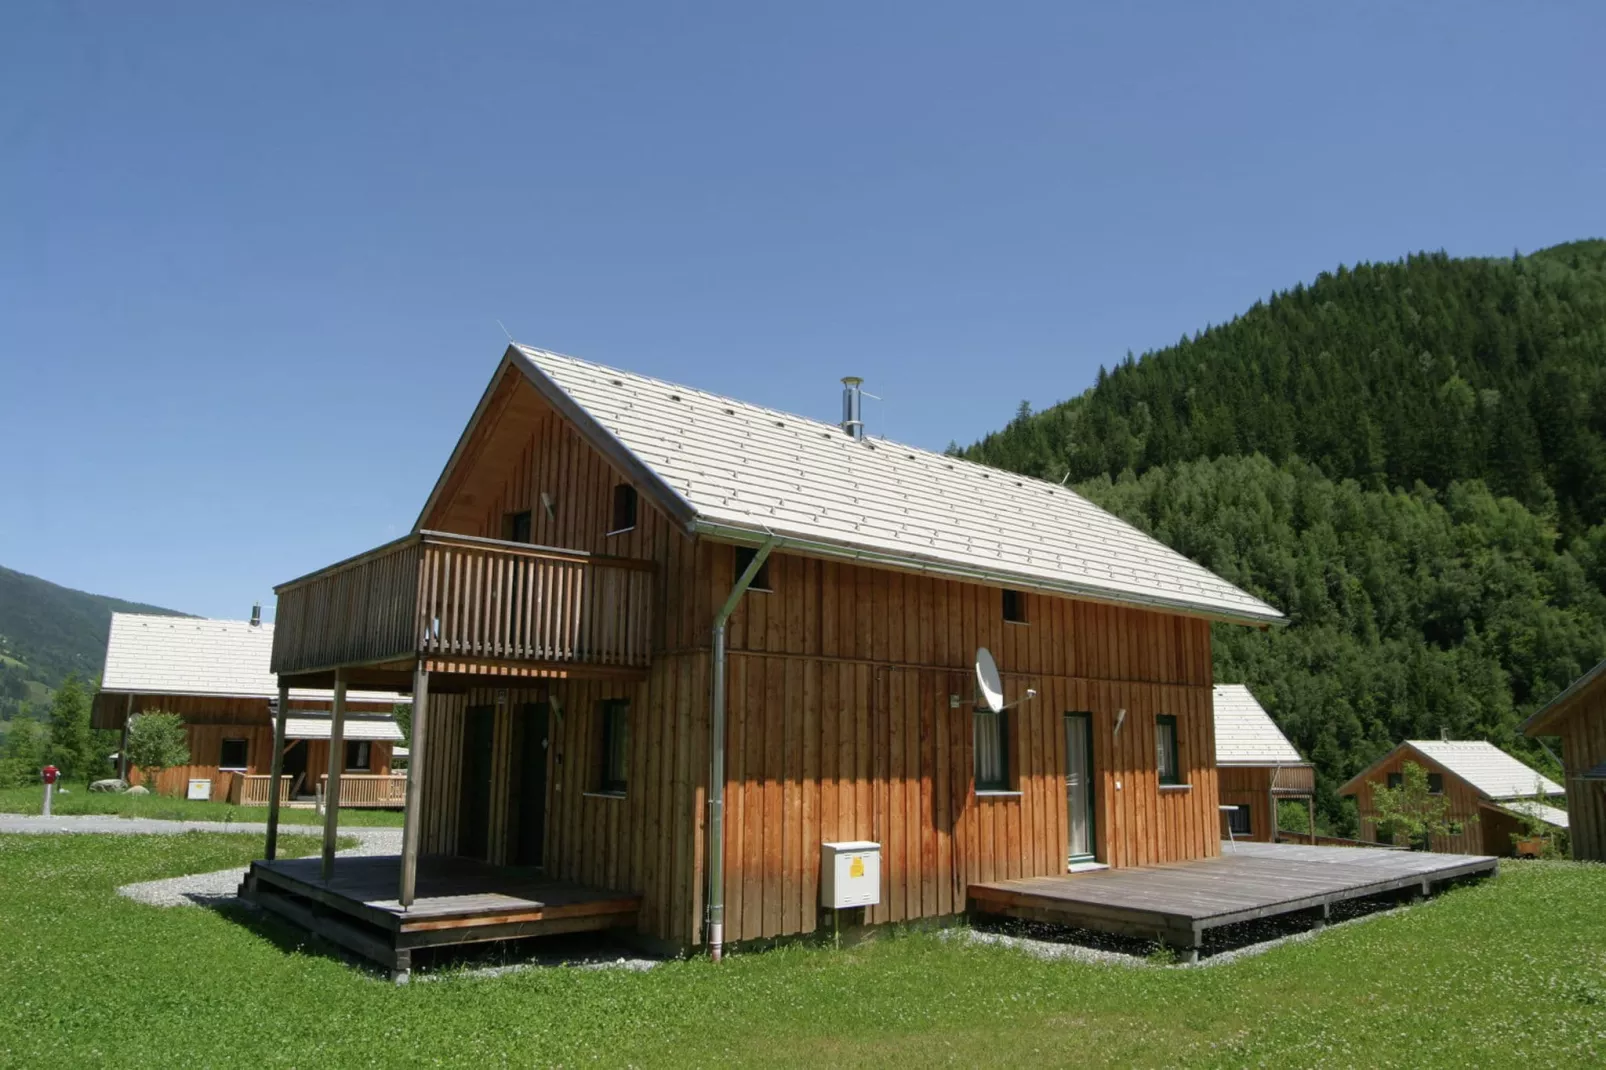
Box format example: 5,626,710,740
841,376,864,440
250,602,262,628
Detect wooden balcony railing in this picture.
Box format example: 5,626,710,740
1271,765,1316,794
271,531,655,677
320,773,408,808
230,774,297,807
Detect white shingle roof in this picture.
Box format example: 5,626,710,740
515,347,1284,626
284,715,403,742
1406,740,1563,800
1492,799,1569,830
1213,684,1305,765
101,613,404,705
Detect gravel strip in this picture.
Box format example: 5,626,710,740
116,828,400,908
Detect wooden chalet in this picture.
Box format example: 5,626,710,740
94,613,404,805
1523,659,1606,861
1339,740,1565,856
241,344,1492,977
1213,685,1314,842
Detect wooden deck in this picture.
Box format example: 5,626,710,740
242,854,640,980
968,841,1497,960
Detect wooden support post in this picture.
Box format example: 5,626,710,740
1307,797,1316,845
398,662,429,908
119,695,133,782
321,670,347,882
265,682,290,862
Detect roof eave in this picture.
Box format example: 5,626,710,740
693,518,1287,628
1521,657,1606,735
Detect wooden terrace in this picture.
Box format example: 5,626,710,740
243,855,641,981
969,841,1497,961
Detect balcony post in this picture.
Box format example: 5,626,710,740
399,662,429,908
321,669,347,881
265,682,289,861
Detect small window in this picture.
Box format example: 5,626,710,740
504,510,532,544
1002,589,1028,624
610,484,638,534
598,700,629,793
1156,715,1180,785
218,738,249,771
1225,804,1252,836
345,741,372,771
974,706,1009,791
1386,772,1403,791
734,547,772,592
1426,772,1444,795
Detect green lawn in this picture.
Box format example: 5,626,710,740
0,835,1602,1067
0,785,405,826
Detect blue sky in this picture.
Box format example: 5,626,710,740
2,2,1602,620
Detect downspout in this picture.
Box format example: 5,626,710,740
706,534,779,962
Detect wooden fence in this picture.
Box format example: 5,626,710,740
321,773,408,808
230,774,296,807
271,531,654,676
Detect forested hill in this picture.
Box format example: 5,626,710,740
958,241,1606,832
0,565,190,720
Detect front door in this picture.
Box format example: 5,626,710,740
508,701,550,867
281,739,309,796
458,705,495,861
1065,713,1095,864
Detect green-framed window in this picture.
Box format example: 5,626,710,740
974,706,1009,791
1156,714,1181,785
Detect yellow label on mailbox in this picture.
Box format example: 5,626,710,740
849,856,864,878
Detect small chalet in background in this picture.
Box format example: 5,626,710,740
1340,740,1564,856
94,612,404,805
1213,684,1315,842
1524,658,1606,861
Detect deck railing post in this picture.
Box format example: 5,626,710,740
399,662,429,908
265,682,290,861
321,670,347,881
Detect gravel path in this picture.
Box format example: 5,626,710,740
0,813,401,909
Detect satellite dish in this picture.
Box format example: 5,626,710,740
975,647,1005,713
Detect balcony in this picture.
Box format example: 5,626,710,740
271,531,655,684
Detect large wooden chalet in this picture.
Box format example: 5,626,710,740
94,612,404,805
1524,658,1606,861
243,344,1493,977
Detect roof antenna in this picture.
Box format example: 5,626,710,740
496,319,515,344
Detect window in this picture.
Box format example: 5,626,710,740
504,510,532,544
1225,804,1252,836
1426,772,1444,795
734,546,772,592
1002,589,1028,624
610,484,638,533
598,700,629,794
1386,772,1403,790
974,706,1009,791
345,741,372,771
218,738,249,771
1156,715,1181,785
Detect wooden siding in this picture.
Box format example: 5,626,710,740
1552,692,1606,862
1218,766,1276,843
1348,748,1502,855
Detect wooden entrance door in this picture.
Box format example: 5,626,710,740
1065,713,1095,863
508,702,550,867
458,705,495,861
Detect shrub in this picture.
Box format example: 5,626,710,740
125,712,189,794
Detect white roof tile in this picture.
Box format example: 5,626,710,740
1493,799,1569,830
517,347,1284,625
101,613,404,705
1213,684,1305,765
283,716,403,742
1406,740,1562,800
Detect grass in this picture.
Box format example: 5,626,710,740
0,785,405,826
1,836,1603,1067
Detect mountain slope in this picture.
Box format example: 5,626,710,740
0,566,190,716
965,240,1606,535
959,241,1606,834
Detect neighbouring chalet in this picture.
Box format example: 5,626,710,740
1523,658,1606,861
94,612,404,806
1213,685,1314,842
1339,740,1565,856
241,345,1497,978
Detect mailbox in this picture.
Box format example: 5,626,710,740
820,841,881,909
